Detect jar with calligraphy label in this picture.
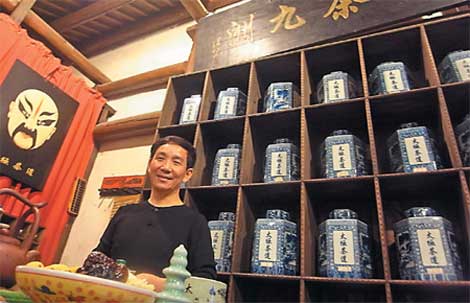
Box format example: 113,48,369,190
369,62,413,95
179,94,202,124
320,130,370,178
263,82,300,112
438,50,470,83
386,122,442,173
251,209,297,275
213,87,247,120
318,209,373,278
394,207,463,281
316,71,359,103
208,212,235,273
211,144,242,186
455,114,470,166
263,138,300,183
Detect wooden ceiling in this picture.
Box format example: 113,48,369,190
29,0,242,57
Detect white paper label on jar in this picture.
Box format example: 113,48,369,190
417,229,448,266
332,144,352,171
218,156,235,180
271,152,288,177
404,136,431,165
210,230,224,260
333,230,355,265
259,229,278,263
219,96,236,115
326,79,346,101
181,101,198,123
383,69,405,93
455,58,470,81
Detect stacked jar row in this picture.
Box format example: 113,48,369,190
184,172,469,283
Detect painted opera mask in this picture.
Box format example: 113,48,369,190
7,89,59,150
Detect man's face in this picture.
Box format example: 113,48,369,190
147,143,193,194
7,89,59,150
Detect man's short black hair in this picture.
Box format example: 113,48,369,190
150,136,196,168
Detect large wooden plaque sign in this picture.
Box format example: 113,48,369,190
194,0,467,71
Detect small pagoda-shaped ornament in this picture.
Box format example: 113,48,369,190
157,245,192,303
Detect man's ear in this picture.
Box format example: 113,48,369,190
183,168,193,183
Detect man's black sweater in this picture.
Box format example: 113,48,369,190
95,201,216,279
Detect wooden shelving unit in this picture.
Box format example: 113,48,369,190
155,14,470,302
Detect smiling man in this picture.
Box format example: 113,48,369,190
94,136,216,290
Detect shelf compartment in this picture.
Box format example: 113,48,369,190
390,282,470,302
158,71,206,127
190,118,245,186
304,280,386,302
185,186,239,222
232,275,300,302
369,88,453,174
304,100,371,180
304,40,364,105
156,124,197,144
242,110,301,184
442,84,470,167
378,171,470,280
232,183,301,274
199,64,250,122
303,178,384,279
249,52,301,114
425,16,470,86
362,27,436,95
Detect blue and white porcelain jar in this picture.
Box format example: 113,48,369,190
251,209,297,275
316,71,359,103
394,207,463,281
455,114,470,166
438,50,470,83
318,209,373,278
386,122,442,173
211,144,242,185
321,130,370,178
213,87,247,120
263,82,300,112
263,138,300,182
369,62,413,95
179,94,202,124
208,212,236,273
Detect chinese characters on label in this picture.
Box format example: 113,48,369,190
0,155,35,178
383,69,405,93
332,144,352,171
333,230,355,266
455,58,470,81
404,136,431,165
417,229,448,266
324,0,370,21
327,79,346,101
210,230,224,260
259,229,278,264
271,151,288,177
270,5,306,33
220,96,236,115
217,156,235,180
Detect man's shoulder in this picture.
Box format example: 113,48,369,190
175,205,207,223
116,201,146,213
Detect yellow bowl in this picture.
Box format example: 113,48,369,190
15,266,158,303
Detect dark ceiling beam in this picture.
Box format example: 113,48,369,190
79,5,192,57
0,0,111,84
51,0,136,34
205,0,243,12
180,0,209,21
10,0,37,24
95,61,187,100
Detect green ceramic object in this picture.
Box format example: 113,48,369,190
157,245,191,303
